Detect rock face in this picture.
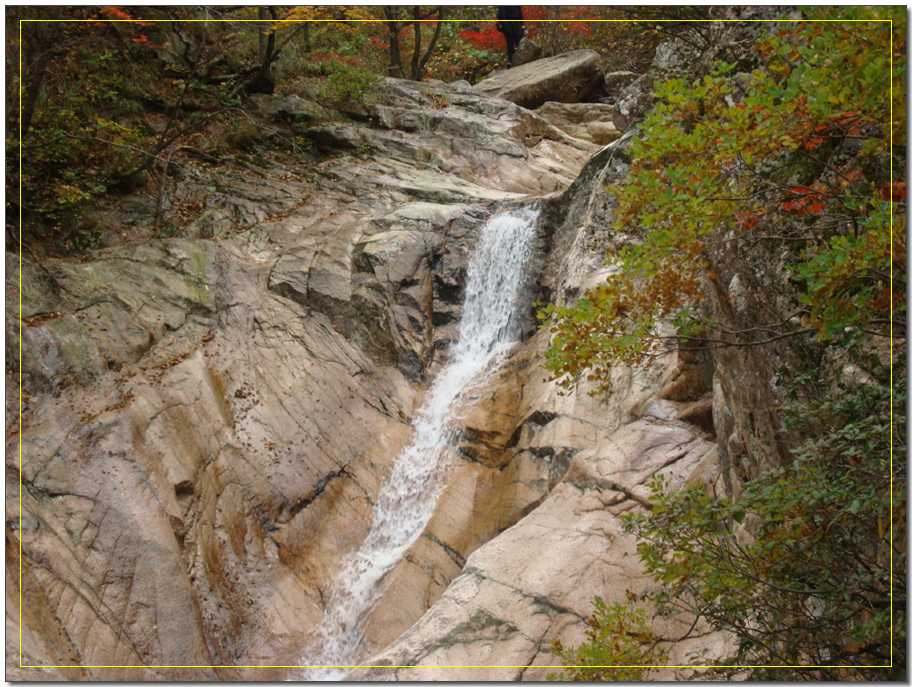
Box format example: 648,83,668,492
536,102,621,144
9,40,775,680
345,130,729,681
6,77,597,680
348,417,728,681
473,50,605,109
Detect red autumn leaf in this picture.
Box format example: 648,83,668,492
459,24,504,51
879,181,906,202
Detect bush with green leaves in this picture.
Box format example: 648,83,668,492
312,59,382,106
547,597,669,681
619,370,905,680
549,370,904,681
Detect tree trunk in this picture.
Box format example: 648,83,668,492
411,6,445,81
18,22,60,140
410,6,422,80
386,6,445,82
248,6,277,94
385,7,404,78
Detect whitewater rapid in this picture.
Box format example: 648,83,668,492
300,207,539,679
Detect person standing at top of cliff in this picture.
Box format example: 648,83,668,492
496,6,525,64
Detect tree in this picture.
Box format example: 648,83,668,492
11,15,61,143
243,6,377,96
620,372,905,680
9,6,312,252
544,9,906,680
542,9,905,392
382,6,445,81
9,6,155,249
246,6,279,95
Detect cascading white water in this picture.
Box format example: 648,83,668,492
300,207,539,680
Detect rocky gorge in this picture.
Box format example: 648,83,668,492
6,34,884,680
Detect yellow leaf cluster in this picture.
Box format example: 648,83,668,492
275,6,379,35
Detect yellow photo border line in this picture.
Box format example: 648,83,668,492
15,12,900,674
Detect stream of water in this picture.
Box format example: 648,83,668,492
300,207,539,680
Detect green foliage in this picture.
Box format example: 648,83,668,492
545,14,905,679
542,10,905,391
12,54,150,248
618,371,905,680
547,597,669,681
312,59,381,105
11,7,327,253
540,237,705,394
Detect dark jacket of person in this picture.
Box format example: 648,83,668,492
496,6,524,38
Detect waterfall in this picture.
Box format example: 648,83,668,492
299,207,540,679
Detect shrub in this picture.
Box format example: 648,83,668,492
620,371,905,679
313,59,381,105
547,597,669,681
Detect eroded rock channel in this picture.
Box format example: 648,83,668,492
8,68,727,681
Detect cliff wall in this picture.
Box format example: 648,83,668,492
9,44,772,680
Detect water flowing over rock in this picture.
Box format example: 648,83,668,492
347,419,730,681
301,208,539,679
7,77,595,680
343,137,731,677
9,53,745,679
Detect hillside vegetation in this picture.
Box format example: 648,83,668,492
543,7,905,680
8,5,681,256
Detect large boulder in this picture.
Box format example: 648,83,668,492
474,50,605,109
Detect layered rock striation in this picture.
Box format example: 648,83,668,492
9,38,765,680
7,77,600,680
